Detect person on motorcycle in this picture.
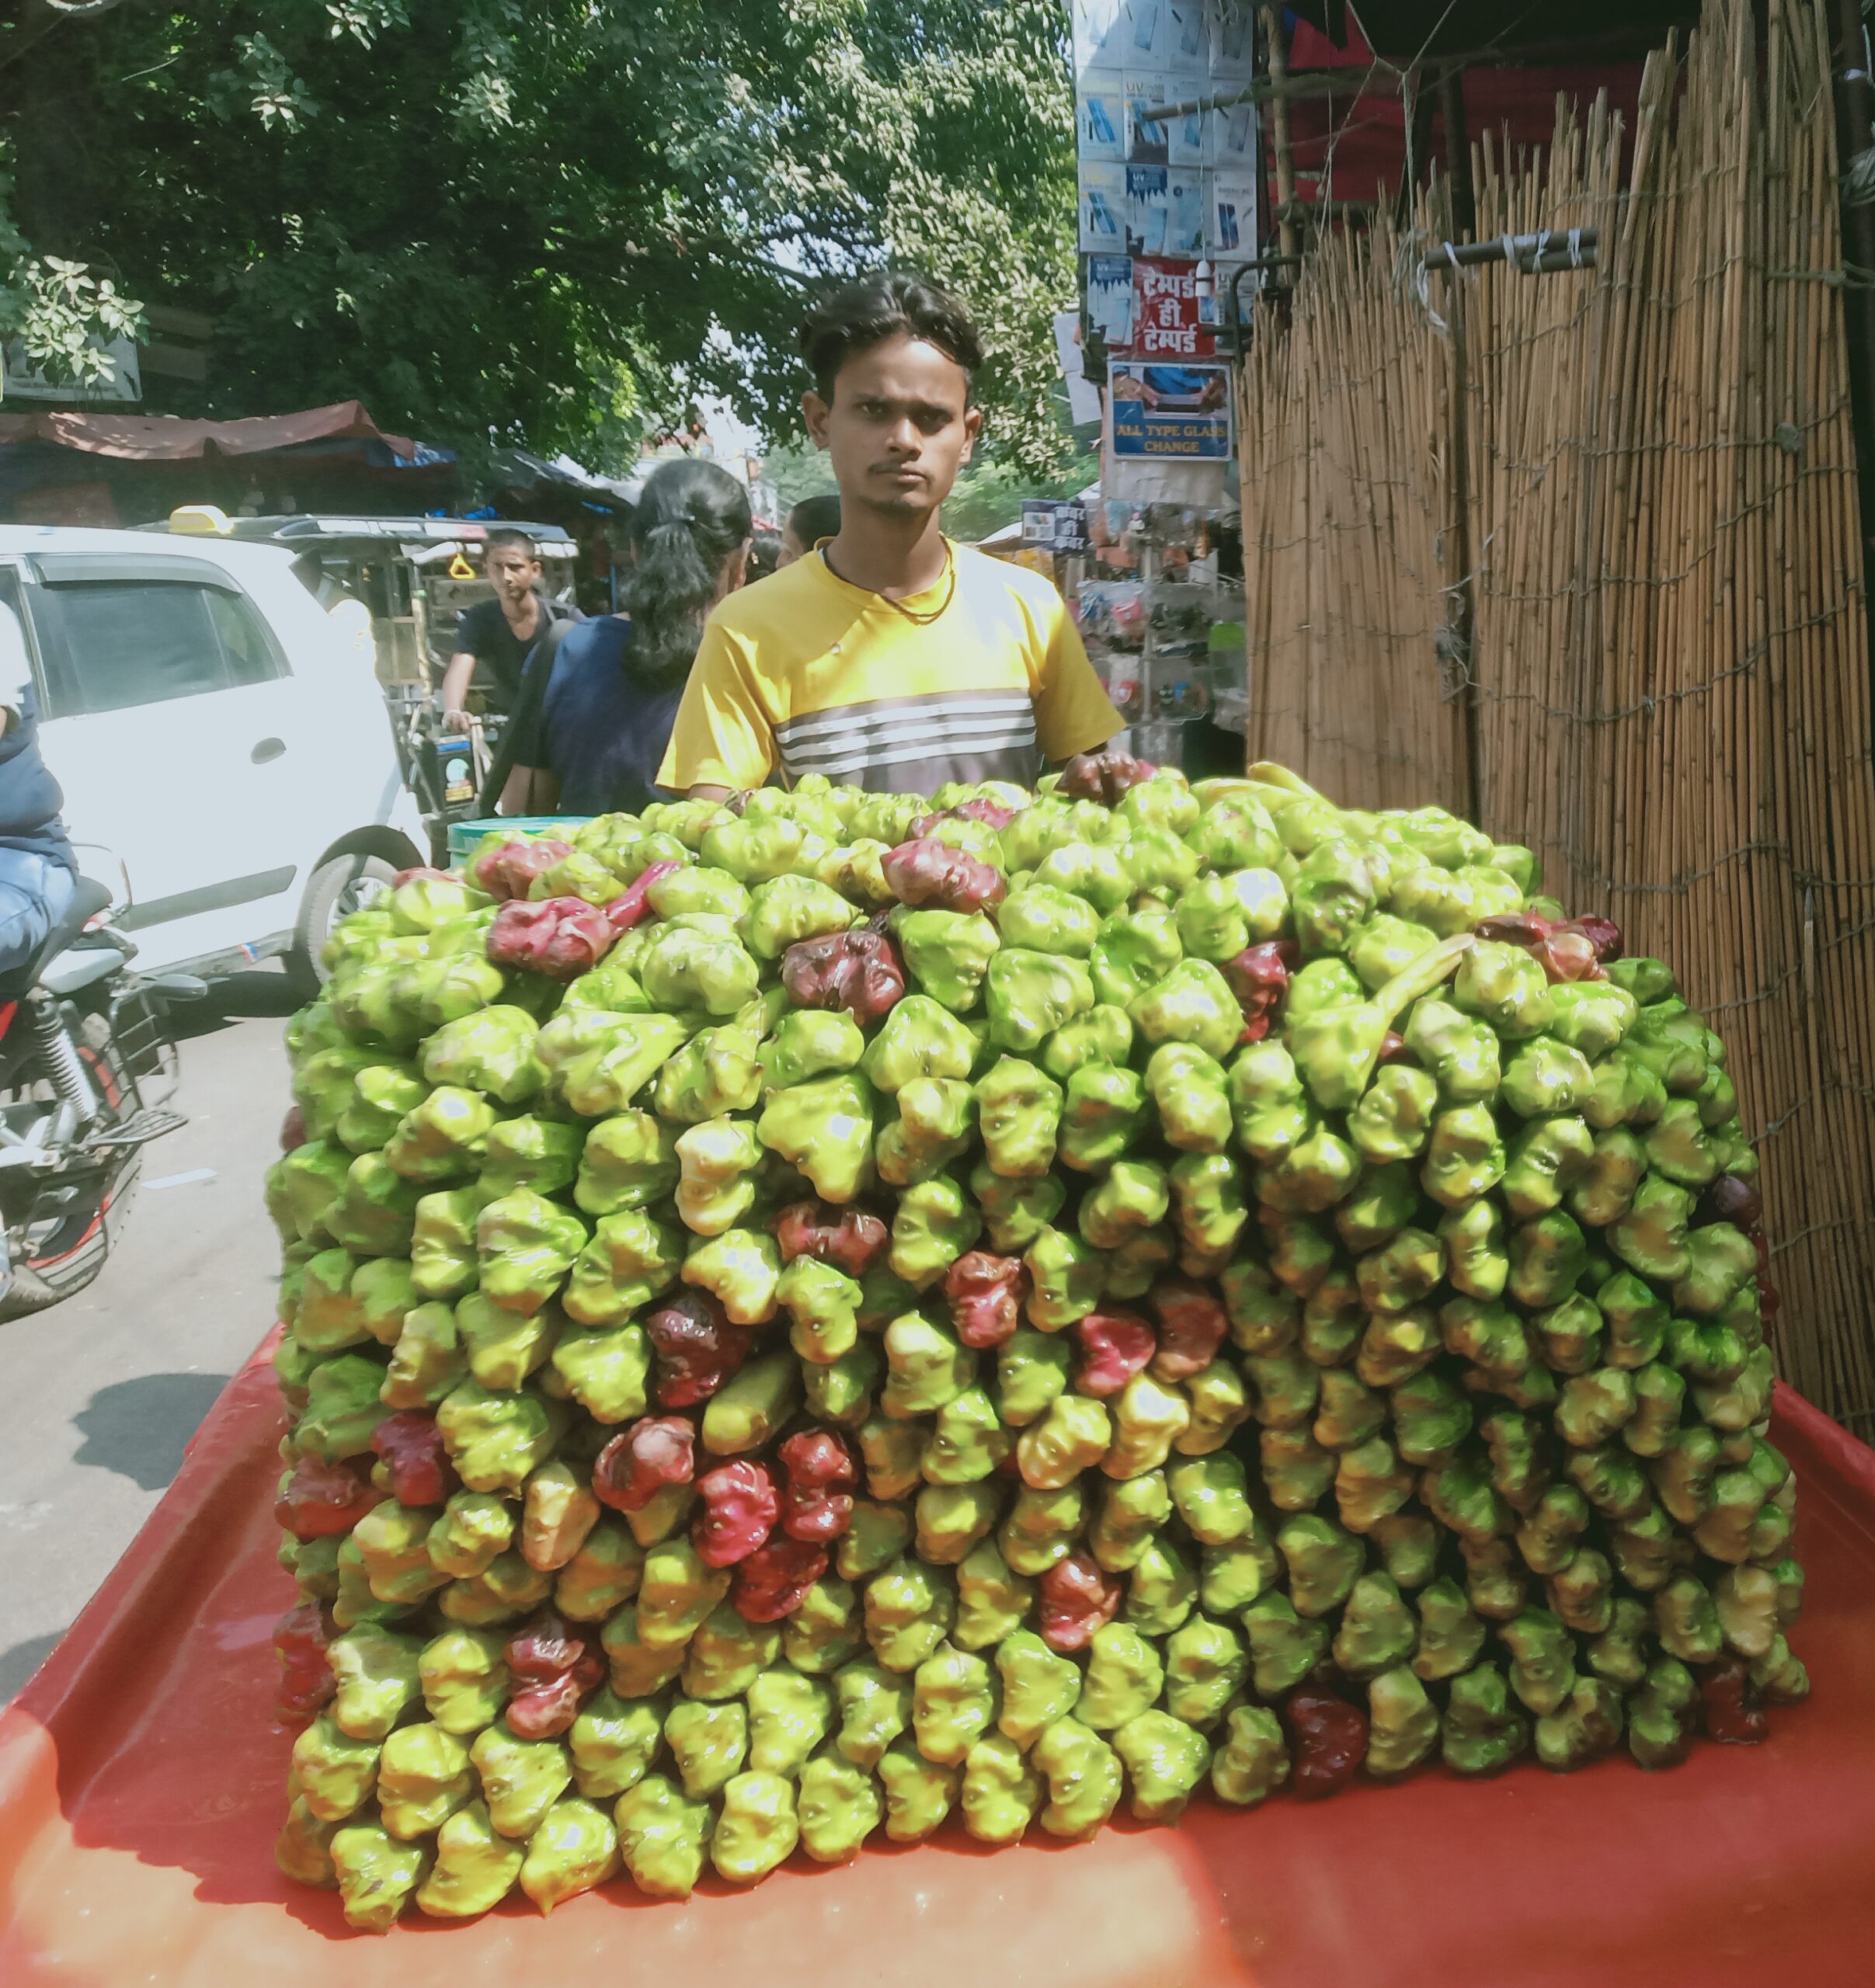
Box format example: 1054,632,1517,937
0,617,76,978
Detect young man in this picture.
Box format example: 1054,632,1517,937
438,529,576,729
657,273,1125,798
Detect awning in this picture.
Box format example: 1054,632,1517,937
490,447,640,507
0,399,449,467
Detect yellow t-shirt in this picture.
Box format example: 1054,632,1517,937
656,540,1122,794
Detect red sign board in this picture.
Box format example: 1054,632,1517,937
1131,258,1217,360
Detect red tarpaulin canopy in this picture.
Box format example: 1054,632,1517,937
0,400,433,465
2,1338,1873,1986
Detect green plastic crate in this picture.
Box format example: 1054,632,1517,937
445,815,593,864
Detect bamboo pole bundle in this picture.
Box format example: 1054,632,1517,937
1235,221,1459,805
1755,0,1875,1424
1231,0,1875,1430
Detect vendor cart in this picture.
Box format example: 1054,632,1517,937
1,1340,1871,1987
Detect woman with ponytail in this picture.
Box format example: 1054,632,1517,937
502,457,752,813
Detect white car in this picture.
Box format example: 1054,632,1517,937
0,524,427,987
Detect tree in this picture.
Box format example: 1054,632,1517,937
0,2,1077,476
0,240,144,388
0,6,145,384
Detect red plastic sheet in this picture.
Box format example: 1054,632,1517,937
0,399,428,464
3,1343,1873,1988
1270,19,1650,211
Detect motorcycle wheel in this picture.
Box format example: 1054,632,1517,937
0,1014,142,1321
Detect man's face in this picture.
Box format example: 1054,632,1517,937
777,522,807,567
485,544,540,603
803,331,980,520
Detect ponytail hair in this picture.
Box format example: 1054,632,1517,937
623,458,753,677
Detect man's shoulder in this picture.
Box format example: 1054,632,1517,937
704,557,827,643
954,542,1063,622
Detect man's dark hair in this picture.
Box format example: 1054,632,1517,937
798,271,983,401
483,527,538,561
786,493,841,547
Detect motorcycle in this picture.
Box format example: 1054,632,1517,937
0,874,193,1319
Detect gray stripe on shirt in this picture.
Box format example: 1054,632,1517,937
774,688,1042,793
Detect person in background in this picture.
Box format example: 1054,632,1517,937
746,525,785,583
658,271,1124,798
503,458,751,815
437,529,577,731
0,608,76,975
744,457,781,532
778,492,840,568
684,406,717,459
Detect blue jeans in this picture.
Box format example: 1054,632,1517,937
0,850,75,976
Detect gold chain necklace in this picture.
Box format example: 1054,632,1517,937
823,542,958,626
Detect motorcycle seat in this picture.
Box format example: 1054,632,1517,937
0,875,115,1000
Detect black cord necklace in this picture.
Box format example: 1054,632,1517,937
822,541,958,625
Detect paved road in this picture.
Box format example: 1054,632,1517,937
0,970,296,1703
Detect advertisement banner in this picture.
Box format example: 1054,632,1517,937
1125,75,1172,164
1164,164,1206,257
1130,258,1218,360
1073,0,1256,495
1078,162,1128,252
1053,311,1105,427
1109,360,1233,459
1073,0,1128,73
1084,253,1139,350
1077,80,1125,161
1124,164,1169,256
1073,4,1260,335
1209,170,1258,257
1021,499,1092,552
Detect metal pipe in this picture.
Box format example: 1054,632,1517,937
1420,227,1601,274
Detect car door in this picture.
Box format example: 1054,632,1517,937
20,548,322,968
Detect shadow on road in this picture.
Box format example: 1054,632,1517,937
0,1629,61,1703
73,1372,233,1492
168,965,301,1045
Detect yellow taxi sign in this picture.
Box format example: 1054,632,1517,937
169,504,232,536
